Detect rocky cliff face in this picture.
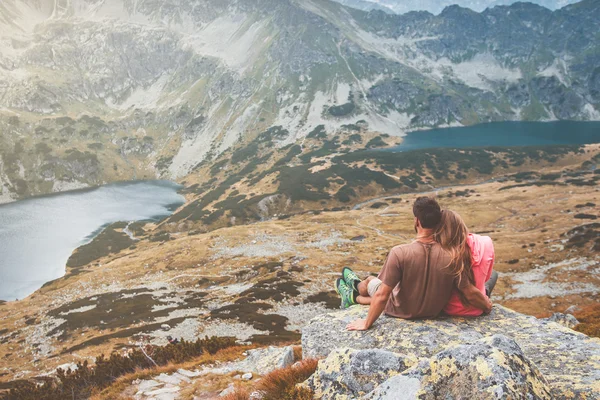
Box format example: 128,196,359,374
0,0,599,198
302,305,600,399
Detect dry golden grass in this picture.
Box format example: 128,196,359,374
292,345,302,362
574,304,600,338
90,346,253,400
255,359,318,400
221,384,251,400
222,359,318,400
2,145,599,381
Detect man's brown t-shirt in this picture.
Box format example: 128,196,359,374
378,241,455,319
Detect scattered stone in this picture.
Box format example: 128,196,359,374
161,324,171,331
249,391,263,400
550,244,564,252
144,385,180,399
565,305,581,314
155,372,190,385
136,379,162,392
219,383,235,397
242,372,253,380
545,313,579,329
177,368,202,378
235,345,295,375
350,235,366,242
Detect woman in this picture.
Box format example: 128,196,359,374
435,209,497,317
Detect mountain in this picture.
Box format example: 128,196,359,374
0,144,599,392
334,0,395,13
0,0,599,200
334,0,582,14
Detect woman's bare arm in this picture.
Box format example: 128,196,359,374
459,284,492,313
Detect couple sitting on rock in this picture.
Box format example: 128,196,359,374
335,196,498,331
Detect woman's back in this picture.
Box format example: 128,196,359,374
444,233,495,317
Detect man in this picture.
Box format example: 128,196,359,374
336,197,491,331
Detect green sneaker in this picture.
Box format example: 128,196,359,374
335,278,356,309
342,267,361,292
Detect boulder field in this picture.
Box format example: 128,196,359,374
302,305,600,399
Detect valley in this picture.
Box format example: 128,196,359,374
0,0,599,398
0,141,598,395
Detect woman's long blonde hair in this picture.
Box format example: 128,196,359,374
434,210,474,304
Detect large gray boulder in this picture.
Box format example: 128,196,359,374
306,348,418,398
302,305,600,398
366,335,551,400
236,345,295,375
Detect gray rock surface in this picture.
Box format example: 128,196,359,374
302,305,600,398
237,345,295,375
365,335,551,400
545,312,580,329
307,348,418,398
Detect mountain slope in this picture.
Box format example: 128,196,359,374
0,0,599,199
334,0,582,14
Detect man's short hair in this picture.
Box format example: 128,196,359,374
413,196,442,229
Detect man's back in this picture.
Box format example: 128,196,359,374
378,241,454,319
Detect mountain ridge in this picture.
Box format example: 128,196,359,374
0,0,599,200
334,0,581,15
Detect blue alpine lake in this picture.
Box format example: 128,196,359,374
1,121,599,301
386,121,600,152
0,181,184,301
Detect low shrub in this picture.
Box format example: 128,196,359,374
574,304,600,338
5,336,236,400
328,102,355,117
223,358,318,400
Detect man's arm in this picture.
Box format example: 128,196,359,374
347,283,393,331
459,284,492,314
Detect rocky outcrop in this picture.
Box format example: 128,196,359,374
235,346,295,375
365,335,552,400
545,312,580,329
307,348,418,398
302,305,600,399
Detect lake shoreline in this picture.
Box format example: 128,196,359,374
0,181,185,301
0,179,184,208
387,120,600,152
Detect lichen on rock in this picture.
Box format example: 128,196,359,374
302,305,600,399
363,335,552,400
306,348,418,398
